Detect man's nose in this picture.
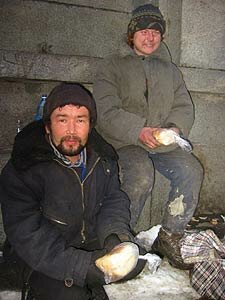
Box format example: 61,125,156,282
146,31,154,40
66,120,77,134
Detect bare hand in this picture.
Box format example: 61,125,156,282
139,127,161,149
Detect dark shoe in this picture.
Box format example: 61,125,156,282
151,228,193,270
90,286,109,300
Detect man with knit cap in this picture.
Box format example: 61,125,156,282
1,83,145,300
93,4,204,270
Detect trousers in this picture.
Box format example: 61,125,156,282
118,146,204,233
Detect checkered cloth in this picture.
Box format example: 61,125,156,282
180,230,225,299
191,260,225,300
181,229,225,264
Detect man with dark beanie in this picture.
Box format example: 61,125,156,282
0,83,145,300
93,4,204,270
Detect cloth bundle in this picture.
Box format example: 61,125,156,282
181,230,225,300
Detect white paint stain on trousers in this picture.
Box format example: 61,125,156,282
169,194,185,216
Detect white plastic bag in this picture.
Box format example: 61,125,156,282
153,129,192,152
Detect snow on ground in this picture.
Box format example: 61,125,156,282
0,291,20,300
105,225,199,300
105,258,199,300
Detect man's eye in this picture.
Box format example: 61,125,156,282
59,119,67,123
153,31,160,36
77,119,83,123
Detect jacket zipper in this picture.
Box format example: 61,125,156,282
54,157,101,243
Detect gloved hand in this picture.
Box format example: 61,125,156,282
104,234,121,252
104,233,134,252
86,249,107,287
118,244,147,282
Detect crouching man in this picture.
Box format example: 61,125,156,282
1,83,145,300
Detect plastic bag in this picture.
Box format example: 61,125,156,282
153,129,192,152
139,253,161,274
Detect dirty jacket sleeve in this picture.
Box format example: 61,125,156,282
1,162,92,287
162,63,194,137
93,57,146,147
95,159,133,246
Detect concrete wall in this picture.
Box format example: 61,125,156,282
0,0,225,240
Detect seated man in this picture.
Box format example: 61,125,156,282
1,83,145,300
93,4,204,269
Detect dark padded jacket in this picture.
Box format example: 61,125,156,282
0,120,131,287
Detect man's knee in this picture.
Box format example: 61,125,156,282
183,155,204,184
118,145,154,192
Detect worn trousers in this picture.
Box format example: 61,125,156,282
118,146,204,233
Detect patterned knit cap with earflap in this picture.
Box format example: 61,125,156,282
127,3,166,46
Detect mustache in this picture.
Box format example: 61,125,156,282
61,135,82,143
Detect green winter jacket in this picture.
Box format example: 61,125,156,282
93,42,194,153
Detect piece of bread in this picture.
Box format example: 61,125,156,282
95,242,139,283
153,129,176,145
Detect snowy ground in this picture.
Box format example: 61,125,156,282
0,291,20,300
105,258,199,300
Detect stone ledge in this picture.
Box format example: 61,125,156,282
1,50,225,96
0,50,101,83
180,67,225,94
49,0,133,12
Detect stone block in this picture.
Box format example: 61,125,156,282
0,1,130,58
0,80,58,151
159,0,182,64
180,0,225,70
194,145,225,214
181,67,225,94
189,92,225,146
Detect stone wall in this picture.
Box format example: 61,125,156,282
0,0,225,241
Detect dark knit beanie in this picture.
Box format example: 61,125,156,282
43,83,97,127
127,4,166,38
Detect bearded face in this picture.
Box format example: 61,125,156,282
45,104,90,163
53,134,85,157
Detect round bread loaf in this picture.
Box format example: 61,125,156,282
95,242,139,283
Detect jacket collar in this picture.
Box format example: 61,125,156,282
11,120,118,171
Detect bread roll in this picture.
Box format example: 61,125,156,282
95,242,139,283
153,129,193,152
153,129,176,145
